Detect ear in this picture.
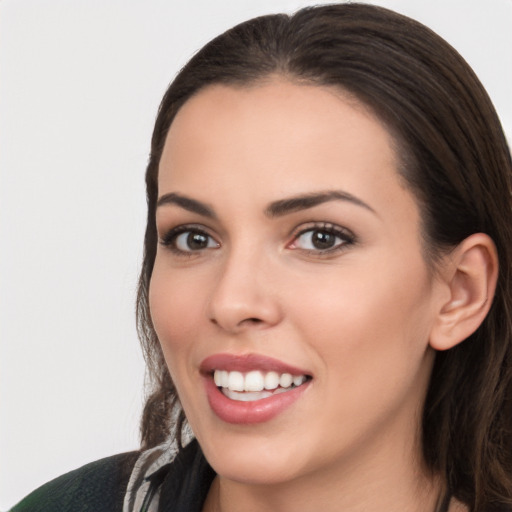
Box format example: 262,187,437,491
429,233,498,351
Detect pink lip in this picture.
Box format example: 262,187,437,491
200,353,310,375
200,353,312,425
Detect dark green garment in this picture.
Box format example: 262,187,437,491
155,440,215,512
10,451,140,512
9,441,215,512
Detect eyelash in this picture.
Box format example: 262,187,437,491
158,222,356,257
288,222,356,255
159,224,219,256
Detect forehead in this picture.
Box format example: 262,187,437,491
158,79,411,218
164,80,389,158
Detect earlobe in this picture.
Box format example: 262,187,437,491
429,233,498,351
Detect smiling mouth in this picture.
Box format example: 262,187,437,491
213,369,311,402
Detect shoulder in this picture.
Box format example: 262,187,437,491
10,450,140,512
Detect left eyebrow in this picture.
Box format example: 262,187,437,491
156,192,216,219
265,190,377,218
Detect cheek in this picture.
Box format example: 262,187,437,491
148,261,206,373
286,259,435,452
290,254,434,387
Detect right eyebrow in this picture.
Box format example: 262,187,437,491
265,190,377,218
156,192,217,219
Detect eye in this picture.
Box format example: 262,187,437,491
160,226,220,254
289,223,355,253
175,231,218,251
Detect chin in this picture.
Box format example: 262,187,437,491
213,456,303,486
196,428,309,485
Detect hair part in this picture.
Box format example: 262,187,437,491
137,4,512,509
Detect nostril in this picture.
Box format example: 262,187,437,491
209,317,261,325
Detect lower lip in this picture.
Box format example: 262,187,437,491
204,376,310,424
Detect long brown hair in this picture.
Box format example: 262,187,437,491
136,4,512,509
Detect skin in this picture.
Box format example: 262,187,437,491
149,79,469,512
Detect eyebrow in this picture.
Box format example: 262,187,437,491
156,190,376,219
265,190,376,218
156,192,216,218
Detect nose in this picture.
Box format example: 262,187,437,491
207,249,283,334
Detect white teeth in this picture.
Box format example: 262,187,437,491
244,370,265,392
213,369,308,395
293,375,306,386
279,373,293,388
223,389,273,402
264,371,280,390
228,371,244,392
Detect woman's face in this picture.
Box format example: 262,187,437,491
149,80,445,485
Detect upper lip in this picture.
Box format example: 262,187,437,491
200,353,311,376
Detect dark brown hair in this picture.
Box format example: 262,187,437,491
136,4,512,510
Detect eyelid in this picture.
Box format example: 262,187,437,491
287,222,356,254
158,223,220,255
157,221,355,257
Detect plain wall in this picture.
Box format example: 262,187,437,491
1,0,510,508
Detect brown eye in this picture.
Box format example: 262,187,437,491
311,231,337,249
174,230,219,252
289,224,356,255
295,229,344,251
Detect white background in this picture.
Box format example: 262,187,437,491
1,0,510,509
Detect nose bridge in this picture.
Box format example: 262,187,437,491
207,238,282,332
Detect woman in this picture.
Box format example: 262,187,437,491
12,3,512,512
